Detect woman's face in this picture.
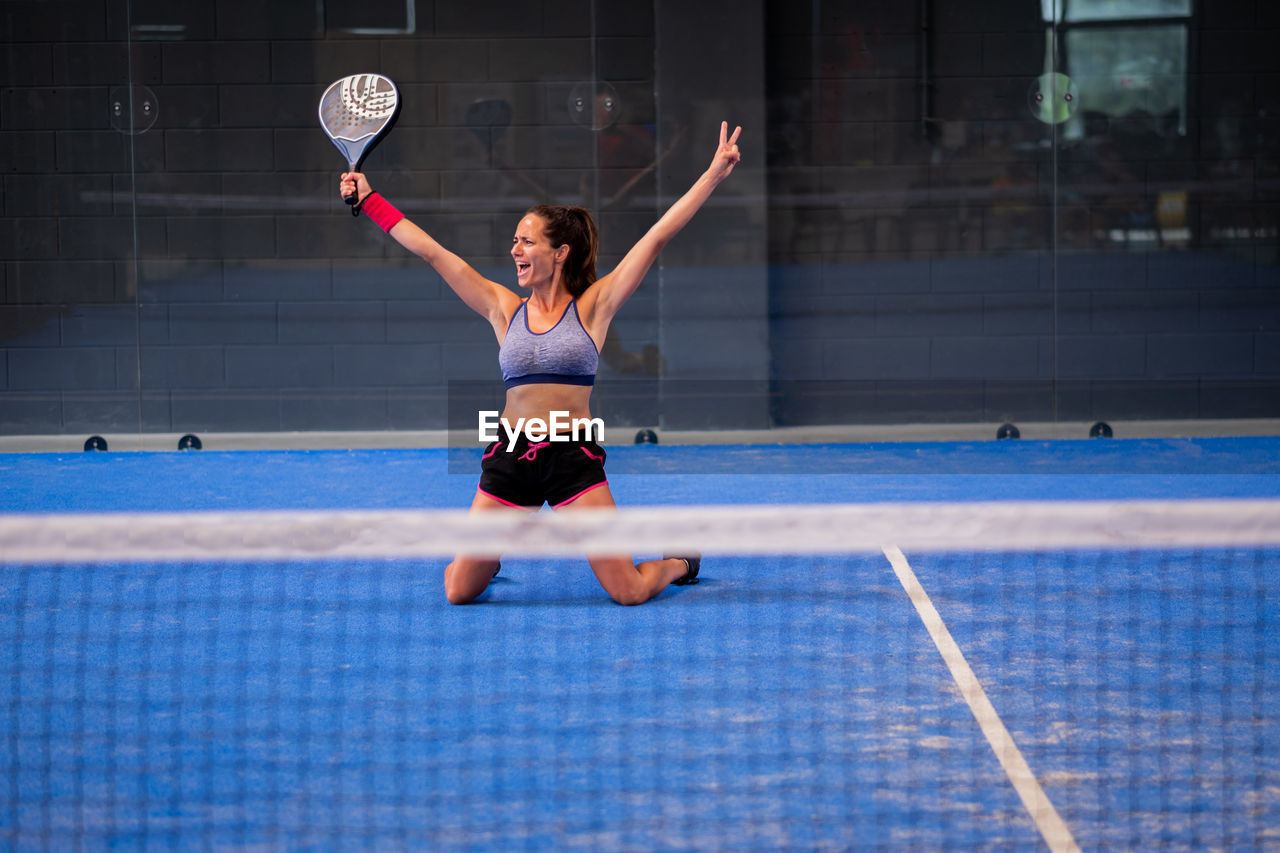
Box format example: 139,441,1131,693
511,214,564,289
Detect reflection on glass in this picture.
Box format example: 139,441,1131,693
1042,0,1191,22
1063,25,1187,139
1040,1,1191,143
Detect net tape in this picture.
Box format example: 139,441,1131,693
2,499,1279,564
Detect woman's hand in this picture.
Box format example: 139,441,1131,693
339,171,373,205
707,121,742,182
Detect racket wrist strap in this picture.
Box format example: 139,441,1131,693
360,192,404,233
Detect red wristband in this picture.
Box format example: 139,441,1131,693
360,192,405,233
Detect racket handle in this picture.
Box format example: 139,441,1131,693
343,166,360,214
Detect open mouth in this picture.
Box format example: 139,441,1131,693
516,262,531,277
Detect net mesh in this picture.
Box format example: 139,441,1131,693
3,500,1278,850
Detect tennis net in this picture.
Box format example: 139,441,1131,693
3,499,1277,850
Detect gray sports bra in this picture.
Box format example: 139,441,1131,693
498,300,599,390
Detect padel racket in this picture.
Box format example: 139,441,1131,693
318,73,400,213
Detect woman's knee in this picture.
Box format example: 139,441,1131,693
602,573,651,606
444,560,494,605
445,582,479,605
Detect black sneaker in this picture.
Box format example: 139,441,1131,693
665,553,700,585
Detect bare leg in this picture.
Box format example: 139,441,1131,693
557,484,692,606
443,490,526,604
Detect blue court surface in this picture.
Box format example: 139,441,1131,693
2,437,1279,849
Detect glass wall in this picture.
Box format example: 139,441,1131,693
1,0,1276,447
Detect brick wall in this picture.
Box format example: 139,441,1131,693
1,0,707,434
1,0,1276,437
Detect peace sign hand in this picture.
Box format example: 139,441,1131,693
708,121,742,181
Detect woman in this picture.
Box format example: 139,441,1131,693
339,121,742,605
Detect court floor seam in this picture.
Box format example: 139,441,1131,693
882,544,1081,853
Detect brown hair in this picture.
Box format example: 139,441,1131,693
526,204,599,298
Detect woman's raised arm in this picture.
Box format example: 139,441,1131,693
340,171,520,338
581,122,742,333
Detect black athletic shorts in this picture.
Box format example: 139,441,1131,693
477,434,608,508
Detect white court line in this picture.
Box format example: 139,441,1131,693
883,545,1081,853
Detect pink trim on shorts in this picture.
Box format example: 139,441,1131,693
477,487,527,509
518,441,551,462
552,479,609,508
